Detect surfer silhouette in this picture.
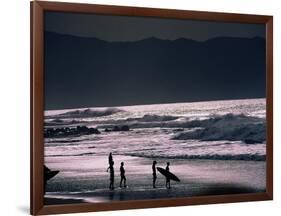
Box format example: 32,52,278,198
152,161,157,188
165,162,171,189
107,152,114,172
108,152,113,165
44,165,51,193
119,162,127,188
44,165,59,193
108,161,115,190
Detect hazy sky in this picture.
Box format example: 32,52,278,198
45,11,265,42
44,11,265,109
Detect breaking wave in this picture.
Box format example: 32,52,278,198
172,114,265,144
126,114,179,122
96,114,180,129
46,107,124,119
98,113,265,144
45,152,96,157
125,152,265,161
45,119,84,126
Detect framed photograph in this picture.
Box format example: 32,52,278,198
31,1,273,215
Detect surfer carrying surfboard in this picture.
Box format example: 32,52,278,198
165,162,171,189
152,161,157,188
157,163,180,188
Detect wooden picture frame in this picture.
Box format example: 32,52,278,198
31,1,273,215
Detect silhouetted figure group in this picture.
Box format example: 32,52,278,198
153,161,171,189
107,152,127,190
107,153,173,190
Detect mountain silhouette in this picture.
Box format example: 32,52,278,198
44,31,265,110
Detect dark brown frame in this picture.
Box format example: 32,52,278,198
31,1,273,215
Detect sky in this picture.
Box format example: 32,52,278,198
44,11,266,110
45,11,265,42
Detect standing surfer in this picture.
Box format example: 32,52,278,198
165,162,171,189
108,161,115,190
106,152,115,190
108,152,113,165
119,162,127,188
107,152,113,172
152,161,157,188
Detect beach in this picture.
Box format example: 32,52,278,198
44,155,265,204
44,99,266,205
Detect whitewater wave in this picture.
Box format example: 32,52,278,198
45,152,96,157
96,114,180,129
45,119,85,126
125,152,265,161
46,107,124,119
98,113,265,144
102,113,262,128
173,114,265,144
126,114,179,122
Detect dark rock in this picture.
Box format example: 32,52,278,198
88,127,101,134
120,125,130,131
112,126,120,131
77,126,88,132
244,139,259,144
101,125,130,133
44,126,100,138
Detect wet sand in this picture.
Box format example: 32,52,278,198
44,155,266,205
45,197,85,205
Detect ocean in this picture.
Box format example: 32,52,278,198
45,98,266,161
44,98,266,203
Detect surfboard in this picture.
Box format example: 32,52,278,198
157,167,180,182
45,170,59,181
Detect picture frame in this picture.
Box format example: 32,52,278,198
31,1,273,215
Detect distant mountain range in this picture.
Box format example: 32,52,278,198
44,31,265,110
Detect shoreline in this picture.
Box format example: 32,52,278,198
45,155,266,205
45,197,85,205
